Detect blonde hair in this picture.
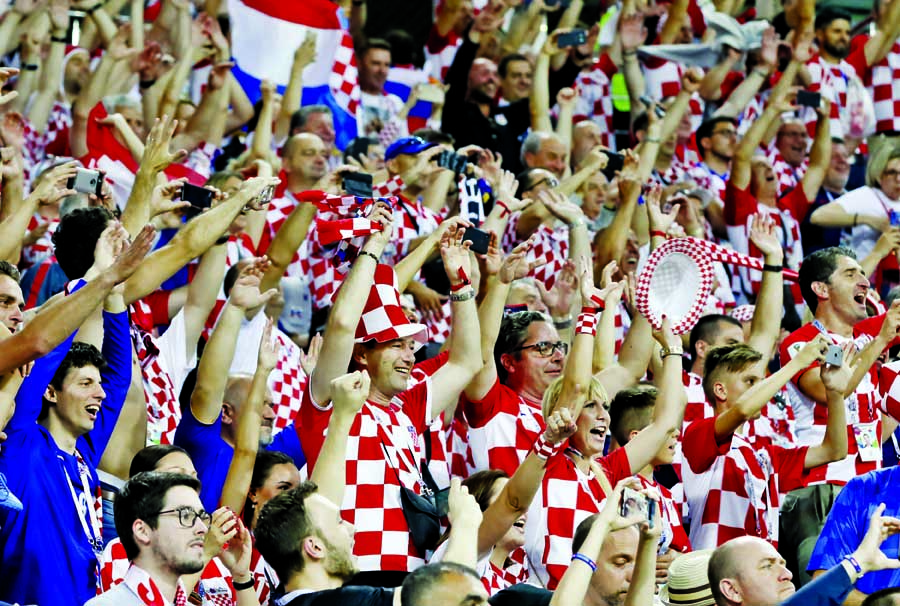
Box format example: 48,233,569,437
541,376,614,497
867,144,900,190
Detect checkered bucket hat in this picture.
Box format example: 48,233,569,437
355,264,429,349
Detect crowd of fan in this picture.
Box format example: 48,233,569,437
4,0,900,604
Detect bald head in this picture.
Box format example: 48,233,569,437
222,374,276,447
283,133,328,183
709,536,795,606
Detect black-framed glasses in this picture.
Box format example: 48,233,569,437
529,176,560,191
511,341,569,357
157,507,211,528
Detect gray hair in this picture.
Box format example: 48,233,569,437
519,131,558,166
290,104,332,133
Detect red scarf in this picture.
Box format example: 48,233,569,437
122,564,188,606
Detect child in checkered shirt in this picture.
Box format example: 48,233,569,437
681,340,851,551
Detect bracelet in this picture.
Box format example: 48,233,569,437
232,577,255,591
532,432,562,460
358,250,380,263
21,63,38,71
661,348,684,359
645,137,661,143
553,318,573,329
449,288,476,302
752,67,770,78
576,311,598,336
762,264,782,273
571,553,597,572
622,50,637,56
650,230,667,239
496,200,511,217
843,555,863,576
51,35,67,43
589,294,606,310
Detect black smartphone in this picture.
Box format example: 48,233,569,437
557,29,587,49
437,150,468,175
181,183,215,220
463,226,491,255
796,90,822,109
600,152,625,180
639,95,666,118
67,168,103,197
342,172,374,197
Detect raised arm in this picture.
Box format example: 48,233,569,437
310,371,369,507
745,215,785,359
714,31,778,118
275,34,317,142
309,204,393,405
730,92,791,191
428,223,483,418
593,151,641,272
800,99,832,203
26,0,67,131
219,317,278,512
624,491,664,606
258,196,317,294
438,478,485,569
657,0,689,44
804,345,851,470
190,259,277,424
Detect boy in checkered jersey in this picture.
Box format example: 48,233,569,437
681,338,851,551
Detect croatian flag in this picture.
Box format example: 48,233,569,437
385,65,433,134
228,0,360,149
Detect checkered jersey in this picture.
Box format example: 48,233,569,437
878,360,900,422
131,318,180,446
21,101,72,186
424,24,462,81
635,474,691,554
681,416,808,550
298,379,435,572
780,322,884,486
766,146,808,199
524,447,631,589
640,58,705,127
804,54,854,139
613,302,630,354
381,196,442,267
270,330,309,433
649,153,690,188
861,40,900,133
723,181,807,303
461,379,546,476
572,57,616,151
686,162,728,205
481,547,529,596
502,212,569,290
99,538,239,605
21,214,59,269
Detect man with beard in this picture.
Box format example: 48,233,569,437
86,472,254,605
688,117,737,207
769,121,810,197
358,39,407,139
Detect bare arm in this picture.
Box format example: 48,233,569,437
745,215,785,359
657,0,689,44
800,102,832,203
275,34,317,142
804,358,849,469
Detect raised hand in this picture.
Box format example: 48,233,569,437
107,224,156,284
748,213,784,262
851,503,900,574
257,316,278,371
497,235,537,284
646,184,680,236
330,370,370,419
680,67,703,95
820,342,856,395
537,259,578,318
651,315,681,354
440,220,474,286
759,26,779,70
207,61,234,92
240,176,282,210
0,112,25,150
557,87,577,110
447,477,483,530
294,31,318,68
299,333,323,377
141,116,188,173
793,335,830,368
619,12,647,52
217,513,254,581
149,178,191,217
537,190,585,227
228,257,279,310
544,406,577,444
364,202,394,253
29,161,79,205
203,507,233,561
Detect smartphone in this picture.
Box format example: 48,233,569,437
67,168,103,197
825,344,843,367
891,210,900,227
438,150,468,175
416,83,445,104
620,487,656,528
796,90,822,109
639,95,666,118
180,183,215,220
463,226,491,255
342,172,374,198
557,29,587,49
257,184,275,206
600,152,625,181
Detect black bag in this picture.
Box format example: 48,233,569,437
380,426,448,555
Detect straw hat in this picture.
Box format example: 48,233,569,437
658,549,716,606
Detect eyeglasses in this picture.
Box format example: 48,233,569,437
712,129,737,137
882,169,900,179
528,176,560,191
511,341,569,357
157,507,212,528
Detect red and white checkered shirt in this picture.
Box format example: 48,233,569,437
856,39,900,134
502,213,569,291
686,162,728,205
481,547,529,596
780,322,884,486
572,55,617,151
424,24,462,82
804,54,855,139
298,379,436,572
681,416,808,550
461,379,546,477
766,146,808,199
21,213,59,269
525,447,631,589
99,538,243,605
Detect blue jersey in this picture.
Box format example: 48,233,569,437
174,405,306,511
808,466,900,593
0,308,131,606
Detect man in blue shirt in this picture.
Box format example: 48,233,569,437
0,282,132,606
809,466,900,604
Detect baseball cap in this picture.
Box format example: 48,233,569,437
384,136,437,161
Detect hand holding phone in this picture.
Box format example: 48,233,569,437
796,90,822,109
620,487,656,528
600,152,625,180
825,344,843,367
556,29,587,49
67,168,103,197
342,172,374,197
180,183,215,220
463,226,491,255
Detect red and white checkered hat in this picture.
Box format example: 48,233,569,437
355,264,428,349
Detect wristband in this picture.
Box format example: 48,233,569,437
21,63,38,71
85,1,105,14
588,295,606,310
449,288,475,302
571,553,597,571
495,200,511,217
553,317,572,329
661,348,684,359
762,264,782,273
232,577,255,591
359,250,380,263
51,35,68,43
843,555,863,576
650,230,667,239
533,432,563,460
645,137,661,143
622,50,637,57
575,310,598,336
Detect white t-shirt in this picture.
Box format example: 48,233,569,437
835,185,900,259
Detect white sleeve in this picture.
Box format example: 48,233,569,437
155,309,197,397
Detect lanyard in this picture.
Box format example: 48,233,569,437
59,450,103,558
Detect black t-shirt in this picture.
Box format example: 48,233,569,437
283,586,395,606
489,584,552,606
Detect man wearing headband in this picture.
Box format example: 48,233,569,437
780,246,900,586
